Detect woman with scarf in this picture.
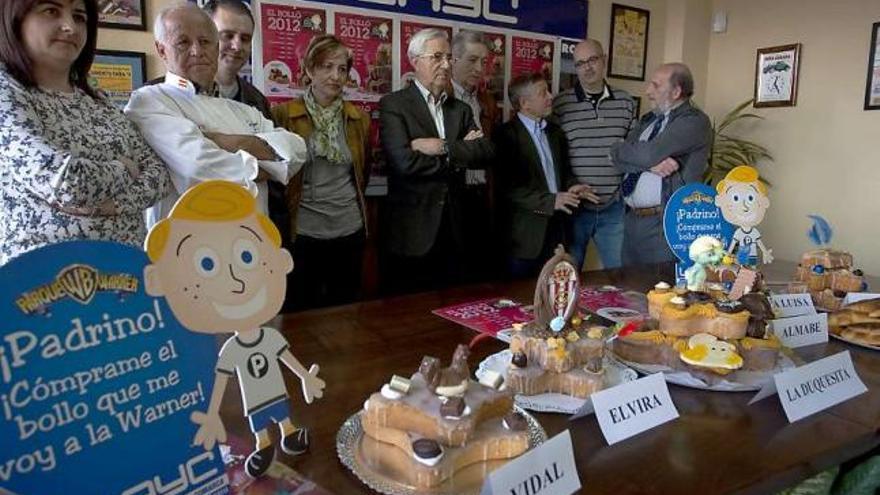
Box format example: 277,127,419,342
273,35,371,310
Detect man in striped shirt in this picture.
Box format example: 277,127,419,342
552,39,637,271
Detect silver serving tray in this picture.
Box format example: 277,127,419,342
336,405,546,495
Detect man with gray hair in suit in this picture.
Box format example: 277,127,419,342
611,62,712,265
379,28,493,294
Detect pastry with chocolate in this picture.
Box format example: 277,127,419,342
505,247,609,399
657,293,750,340
793,248,868,311
360,345,530,489
613,237,787,381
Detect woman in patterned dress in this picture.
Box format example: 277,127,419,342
0,0,170,264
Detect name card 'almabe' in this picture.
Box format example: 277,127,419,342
750,351,867,423
770,313,828,348
481,430,581,495
590,373,679,445
769,294,816,318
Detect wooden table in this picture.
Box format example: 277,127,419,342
220,262,880,494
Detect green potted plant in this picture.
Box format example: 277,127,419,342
705,98,774,185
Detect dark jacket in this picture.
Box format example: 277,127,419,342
494,115,574,259
609,100,712,204
379,83,494,256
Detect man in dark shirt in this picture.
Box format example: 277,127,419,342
203,0,290,244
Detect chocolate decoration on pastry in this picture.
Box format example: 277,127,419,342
419,356,440,391
412,438,443,459
714,300,746,313
854,269,864,276
740,293,774,338
585,355,603,373
503,412,527,431
684,291,713,306
435,345,470,392
511,351,528,368
440,397,466,417
833,290,847,298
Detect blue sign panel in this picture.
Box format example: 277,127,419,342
664,184,735,280
0,241,227,495
310,0,588,39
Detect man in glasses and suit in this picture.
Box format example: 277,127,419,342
495,73,592,278
379,28,493,294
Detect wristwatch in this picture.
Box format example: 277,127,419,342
440,140,449,156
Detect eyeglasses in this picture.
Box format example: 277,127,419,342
419,52,454,64
574,55,604,69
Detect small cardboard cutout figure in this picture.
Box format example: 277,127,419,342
684,235,725,292
714,165,773,266
143,180,325,478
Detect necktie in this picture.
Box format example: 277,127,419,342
621,114,666,197
536,122,558,193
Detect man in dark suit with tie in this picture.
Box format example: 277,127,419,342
379,28,493,293
495,73,598,278
611,63,712,266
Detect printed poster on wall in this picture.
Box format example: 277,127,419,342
88,51,145,109
0,241,227,495
260,2,327,104
559,38,579,91
462,29,507,113
335,12,393,101
399,20,452,89
511,35,555,88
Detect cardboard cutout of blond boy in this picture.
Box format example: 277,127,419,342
714,165,773,266
143,180,325,478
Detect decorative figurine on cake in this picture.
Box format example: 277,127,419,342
684,235,726,292
506,246,608,398
143,181,326,478
715,165,773,266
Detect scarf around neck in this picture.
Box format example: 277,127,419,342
303,88,346,164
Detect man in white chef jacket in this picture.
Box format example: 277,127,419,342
125,1,306,228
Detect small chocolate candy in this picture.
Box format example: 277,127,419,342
740,293,774,319
503,412,527,431
740,293,775,338
440,397,466,417
833,290,847,298
684,291,712,305
412,438,443,459
853,269,864,276
511,352,528,368
714,300,745,313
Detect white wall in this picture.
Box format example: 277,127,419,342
705,0,880,275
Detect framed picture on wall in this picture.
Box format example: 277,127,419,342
753,43,801,107
608,4,650,81
97,0,147,31
88,50,146,109
864,22,880,110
